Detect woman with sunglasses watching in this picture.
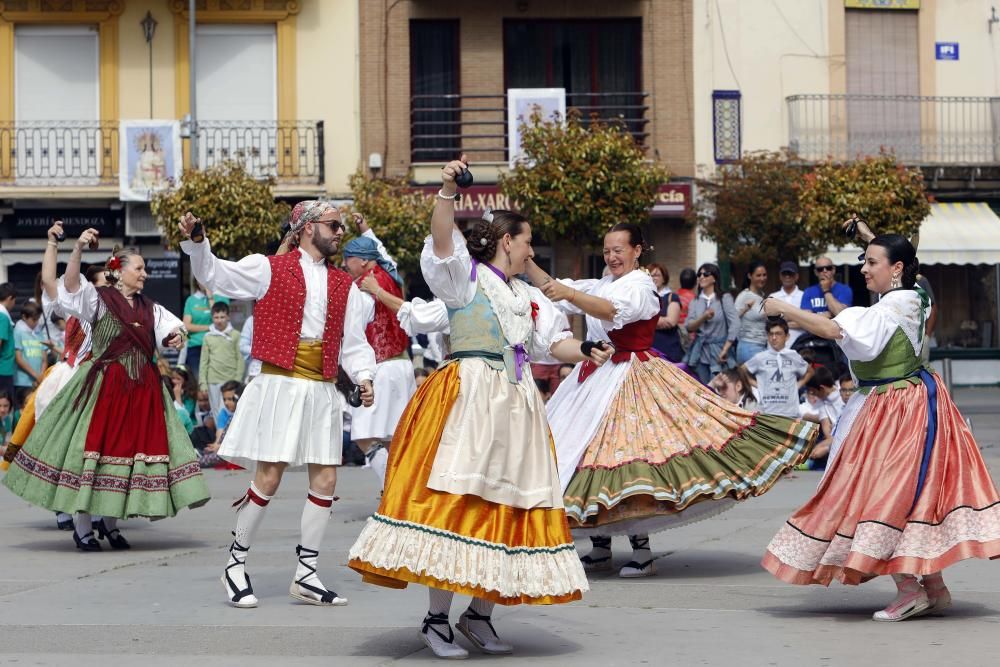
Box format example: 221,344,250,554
527,225,816,580
684,263,739,383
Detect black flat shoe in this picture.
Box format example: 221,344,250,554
93,519,130,550
73,531,102,552
55,515,74,531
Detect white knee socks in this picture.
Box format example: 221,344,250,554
294,490,334,591
227,481,271,595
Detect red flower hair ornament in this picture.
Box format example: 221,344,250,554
107,256,122,271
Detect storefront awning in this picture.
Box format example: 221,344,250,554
824,202,1000,266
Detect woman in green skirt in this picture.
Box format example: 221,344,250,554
4,227,211,551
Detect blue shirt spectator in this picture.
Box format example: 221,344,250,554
800,257,853,317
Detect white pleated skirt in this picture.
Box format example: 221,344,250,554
34,362,81,418
219,372,345,468
349,357,416,441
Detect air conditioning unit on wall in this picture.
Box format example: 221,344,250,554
125,202,161,236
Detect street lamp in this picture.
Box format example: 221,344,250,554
141,11,158,118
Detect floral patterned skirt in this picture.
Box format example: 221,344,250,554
553,356,817,536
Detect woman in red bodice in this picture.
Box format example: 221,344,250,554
533,223,818,579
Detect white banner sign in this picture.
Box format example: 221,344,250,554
507,88,566,167
119,119,182,202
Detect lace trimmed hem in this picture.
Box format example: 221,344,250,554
348,513,590,598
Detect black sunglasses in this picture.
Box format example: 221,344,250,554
815,265,835,272
313,219,344,232
697,271,714,278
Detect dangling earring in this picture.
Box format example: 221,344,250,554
891,273,901,289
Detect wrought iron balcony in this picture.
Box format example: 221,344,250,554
197,121,325,184
0,120,325,186
0,121,118,186
410,91,650,163
787,94,1000,165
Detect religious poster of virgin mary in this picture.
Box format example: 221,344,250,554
119,120,182,202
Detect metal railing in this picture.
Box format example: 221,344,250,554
410,91,650,163
0,120,325,186
0,121,118,185
197,121,324,184
787,94,1000,164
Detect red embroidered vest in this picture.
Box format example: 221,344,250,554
63,316,87,366
359,266,410,362
251,250,352,379
578,314,661,383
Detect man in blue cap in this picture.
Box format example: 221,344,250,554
341,213,416,487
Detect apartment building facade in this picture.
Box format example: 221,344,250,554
0,0,360,313
693,0,1000,373
357,0,697,281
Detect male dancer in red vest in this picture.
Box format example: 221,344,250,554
179,202,376,609
341,214,416,487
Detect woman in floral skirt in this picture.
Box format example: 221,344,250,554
532,224,817,578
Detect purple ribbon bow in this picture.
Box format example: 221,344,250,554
512,343,528,382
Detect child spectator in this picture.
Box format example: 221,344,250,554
838,373,857,406
14,302,49,408
199,302,245,417
47,313,66,360
0,284,15,399
743,318,813,418
414,367,430,388
805,366,844,425
0,392,17,457
710,366,758,410
202,380,243,469
171,366,199,423
215,380,243,432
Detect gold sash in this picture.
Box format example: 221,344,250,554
261,340,329,382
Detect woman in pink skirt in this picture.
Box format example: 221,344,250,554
761,219,1000,621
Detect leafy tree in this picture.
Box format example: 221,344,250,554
499,109,670,253
799,153,929,250
695,150,820,265
347,169,435,277
152,162,290,260
696,151,930,266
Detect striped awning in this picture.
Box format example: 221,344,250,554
825,202,1000,266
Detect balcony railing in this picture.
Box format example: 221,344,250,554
0,121,117,186
787,94,1000,165
0,120,325,186
197,121,324,184
410,91,650,163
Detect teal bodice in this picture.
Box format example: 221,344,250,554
446,285,532,382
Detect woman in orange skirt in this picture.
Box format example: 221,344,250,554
761,219,1000,621
348,157,608,659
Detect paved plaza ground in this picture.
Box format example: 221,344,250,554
1,388,999,666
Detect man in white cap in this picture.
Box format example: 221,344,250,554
768,261,805,348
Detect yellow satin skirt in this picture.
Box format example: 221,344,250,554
1,366,55,471
348,361,589,605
